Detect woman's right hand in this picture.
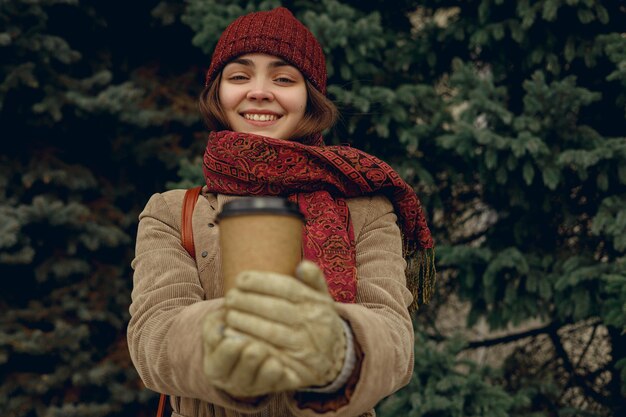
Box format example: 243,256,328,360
202,309,302,397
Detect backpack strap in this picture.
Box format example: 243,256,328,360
156,393,166,417
181,185,203,259
155,185,203,417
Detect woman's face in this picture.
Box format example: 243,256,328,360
218,53,307,140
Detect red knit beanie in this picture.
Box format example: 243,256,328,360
204,7,327,94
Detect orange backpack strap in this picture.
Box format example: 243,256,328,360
181,185,203,259
156,393,167,417
155,186,203,417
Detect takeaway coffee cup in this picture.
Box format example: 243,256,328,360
216,197,304,293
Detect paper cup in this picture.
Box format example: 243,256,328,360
216,197,304,293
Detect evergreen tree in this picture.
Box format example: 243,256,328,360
377,330,532,417
414,1,625,415
0,1,204,415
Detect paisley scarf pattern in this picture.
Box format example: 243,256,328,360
203,131,435,308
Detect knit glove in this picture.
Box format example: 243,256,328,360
202,309,299,397
223,260,347,389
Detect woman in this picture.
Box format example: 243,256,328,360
128,7,435,417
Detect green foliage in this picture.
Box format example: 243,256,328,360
183,0,283,55
3,0,625,416
415,0,626,413
377,330,530,417
166,156,206,190
1,0,204,415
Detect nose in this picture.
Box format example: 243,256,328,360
246,80,274,101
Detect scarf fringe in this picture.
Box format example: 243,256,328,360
406,247,436,314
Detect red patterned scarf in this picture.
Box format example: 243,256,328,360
203,131,435,309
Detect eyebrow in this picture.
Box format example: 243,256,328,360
228,58,293,69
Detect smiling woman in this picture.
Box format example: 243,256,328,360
128,6,436,417
199,60,338,143
218,54,307,141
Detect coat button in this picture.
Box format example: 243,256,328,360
208,223,215,228
201,251,208,258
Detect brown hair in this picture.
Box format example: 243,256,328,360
198,73,339,140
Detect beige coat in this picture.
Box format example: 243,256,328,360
128,189,414,417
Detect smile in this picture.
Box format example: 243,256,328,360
242,113,280,122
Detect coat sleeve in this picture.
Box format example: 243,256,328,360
286,195,414,417
127,192,271,413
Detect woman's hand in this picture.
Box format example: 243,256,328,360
202,309,300,397
223,261,347,389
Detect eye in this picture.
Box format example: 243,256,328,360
227,74,249,81
274,76,295,84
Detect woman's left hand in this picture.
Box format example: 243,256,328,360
223,261,347,389
203,309,303,397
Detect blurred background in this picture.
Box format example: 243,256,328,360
1,0,625,416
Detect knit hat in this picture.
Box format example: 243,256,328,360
204,7,327,94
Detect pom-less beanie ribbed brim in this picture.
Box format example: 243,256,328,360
204,7,327,94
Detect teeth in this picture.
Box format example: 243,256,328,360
244,113,277,122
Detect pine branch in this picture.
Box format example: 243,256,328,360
575,322,599,369
464,322,553,349
548,323,608,407
587,365,610,381
452,229,488,246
